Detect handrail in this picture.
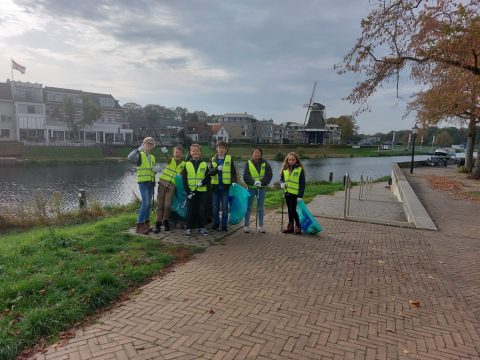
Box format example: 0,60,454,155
344,173,352,218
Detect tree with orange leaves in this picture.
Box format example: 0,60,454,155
338,0,480,176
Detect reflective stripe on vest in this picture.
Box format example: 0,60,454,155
159,158,185,184
137,152,156,183
185,161,207,192
211,155,232,185
283,167,302,195
248,160,265,188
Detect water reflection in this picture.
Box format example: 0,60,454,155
0,155,428,211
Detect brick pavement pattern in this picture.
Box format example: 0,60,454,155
32,206,480,359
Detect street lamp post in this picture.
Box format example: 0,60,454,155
410,123,418,174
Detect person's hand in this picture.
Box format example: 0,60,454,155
196,181,203,187
280,183,285,189
161,147,168,154
231,183,236,187
298,197,303,202
138,145,144,152
187,192,194,199
254,180,262,187
217,165,223,171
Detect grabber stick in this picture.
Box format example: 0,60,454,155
281,191,285,233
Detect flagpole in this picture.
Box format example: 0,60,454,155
11,58,14,81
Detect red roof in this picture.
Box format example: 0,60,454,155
210,124,222,134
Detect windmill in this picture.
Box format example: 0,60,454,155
301,81,327,144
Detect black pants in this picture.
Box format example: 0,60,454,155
285,193,300,227
186,191,207,229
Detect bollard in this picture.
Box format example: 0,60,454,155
343,175,346,187
329,172,333,183
78,189,86,209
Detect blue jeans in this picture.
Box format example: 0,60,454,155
245,188,265,226
138,182,155,223
212,188,229,227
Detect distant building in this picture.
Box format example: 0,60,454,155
209,124,230,144
220,112,257,143
283,122,306,144
4,80,132,144
44,86,132,144
325,123,341,144
0,82,15,142
299,103,329,144
186,121,212,143
11,81,46,142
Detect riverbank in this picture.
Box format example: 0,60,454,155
0,143,429,166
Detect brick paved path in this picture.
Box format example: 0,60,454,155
406,167,480,339
33,207,480,359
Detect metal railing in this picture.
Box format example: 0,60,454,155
358,174,373,200
343,173,352,218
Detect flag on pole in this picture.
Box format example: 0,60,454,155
11,59,26,74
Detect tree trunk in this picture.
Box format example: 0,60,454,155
465,116,477,172
472,142,480,179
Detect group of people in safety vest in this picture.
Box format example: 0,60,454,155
128,137,306,237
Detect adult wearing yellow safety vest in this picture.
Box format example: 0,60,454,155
181,143,213,237
242,147,273,233
209,141,237,232
153,146,185,233
280,152,306,234
127,137,156,234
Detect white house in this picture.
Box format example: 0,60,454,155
209,124,230,143
0,82,15,142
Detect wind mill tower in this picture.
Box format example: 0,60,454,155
299,81,328,144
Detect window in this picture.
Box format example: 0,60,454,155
100,98,114,107
1,129,10,138
1,115,6,122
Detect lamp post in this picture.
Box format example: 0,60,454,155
410,123,418,174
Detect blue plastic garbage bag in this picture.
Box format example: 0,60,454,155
228,184,250,225
296,199,323,234
171,174,187,219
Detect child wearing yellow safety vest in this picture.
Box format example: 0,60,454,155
127,137,156,234
209,141,237,232
181,143,212,237
242,147,273,233
153,146,185,233
280,152,305,234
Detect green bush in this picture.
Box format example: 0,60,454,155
274,151,285,162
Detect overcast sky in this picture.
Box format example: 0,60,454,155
1,0,421,134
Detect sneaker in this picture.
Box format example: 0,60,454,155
185,229,192,237
199,228,209,236
259,226,266,233
211,224,219,231
221,225,228,232
244,226,250,233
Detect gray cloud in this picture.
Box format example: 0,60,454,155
7,0,414,133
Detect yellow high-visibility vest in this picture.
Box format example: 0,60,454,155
159,158,185,184
211,155,232,185
248,160,265,188
283,167,302,195
185,161,207,192
137,152,156,183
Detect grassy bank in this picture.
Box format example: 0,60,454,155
0,143,429,166
0,214,200,360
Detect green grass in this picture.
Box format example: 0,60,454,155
0,214,199,360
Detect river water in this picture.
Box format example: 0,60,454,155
0,155,431,211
